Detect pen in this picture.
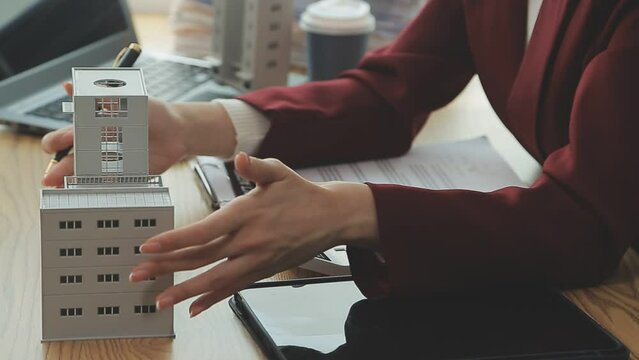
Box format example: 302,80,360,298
44,42,142,176
113,42,142,67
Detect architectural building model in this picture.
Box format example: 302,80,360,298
40,68,174,341
211,0,293,91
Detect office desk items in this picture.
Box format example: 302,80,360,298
291,0,425,69
113,42,142,67
40,68,175,340
44,146,72,176
170,0,215,59
1,10,636,358
193,137,521,275
230,277,629,360
44,42,142,176
211,0,293,91
194,137,523,276
300,0,375,81
0,0,238,134
193,156,351,275
297,136,527,191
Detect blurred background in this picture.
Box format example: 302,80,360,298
129,0,426,70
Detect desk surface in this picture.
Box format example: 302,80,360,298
1,14,638,360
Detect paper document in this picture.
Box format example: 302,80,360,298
296,137,526,192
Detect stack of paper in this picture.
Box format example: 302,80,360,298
296,137,526,192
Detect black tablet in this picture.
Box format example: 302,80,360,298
229,276,629,360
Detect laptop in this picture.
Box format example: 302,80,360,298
0,0,239,134
194,156,351,276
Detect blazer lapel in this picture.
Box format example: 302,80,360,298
507,0,571,161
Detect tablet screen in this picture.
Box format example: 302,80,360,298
241,280,365,354
236,280,627,360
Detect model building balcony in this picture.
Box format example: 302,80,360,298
64,174,163,188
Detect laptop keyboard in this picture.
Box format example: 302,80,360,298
28,95,73,122
139,57,214,100
27,58,222,123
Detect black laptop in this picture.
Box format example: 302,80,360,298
0,0,239,134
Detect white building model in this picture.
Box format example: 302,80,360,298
40,68,174,341
211,0,293,91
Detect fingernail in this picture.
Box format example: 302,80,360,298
156,296,174,311
129,269,149,282
140,242,161,253
190,305,203,318
239,152,250,164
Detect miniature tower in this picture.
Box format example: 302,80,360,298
211,0,293,91
40,68,174,341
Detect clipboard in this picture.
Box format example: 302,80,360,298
229,277,629,360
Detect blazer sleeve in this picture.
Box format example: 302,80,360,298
348,7,639,298
239,0,475,168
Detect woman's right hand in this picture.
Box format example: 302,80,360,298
42,82,237,187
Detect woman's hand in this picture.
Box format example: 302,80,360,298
130,153,379,317
41,82,237,186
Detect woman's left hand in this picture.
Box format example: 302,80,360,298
130,153,379,317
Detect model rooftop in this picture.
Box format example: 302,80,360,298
41,187,172,210
72,68,148,97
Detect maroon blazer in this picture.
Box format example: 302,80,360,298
240,0,639,297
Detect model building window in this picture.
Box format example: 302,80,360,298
59,248,82,257
97,219,120,229
134,219,157,228
100,126,124,174
269,22,281,31
60,308,83,317
134,246,141,254
95,97,128,118
97,306,120,316
97,273,120,283
267,41,280,50
134,304,157,314
97,247,120,256
59,220,82,230
60,275,82,284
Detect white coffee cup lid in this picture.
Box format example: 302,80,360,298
300,0,376,36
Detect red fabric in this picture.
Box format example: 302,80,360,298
240,0,639,297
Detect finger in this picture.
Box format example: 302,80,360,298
42,154,74,187
234,152,291,185
42,126,74,154
130,256,214,282
189,266,266,317
154,255,255,311
140,202,249,253
130,236,234,281
63,82,73,97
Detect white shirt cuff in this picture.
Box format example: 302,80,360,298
214,99,271,156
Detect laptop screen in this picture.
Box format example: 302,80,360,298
0,0,128,82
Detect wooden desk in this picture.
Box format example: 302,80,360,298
1,13,637,360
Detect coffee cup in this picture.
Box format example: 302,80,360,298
300,0,375,81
